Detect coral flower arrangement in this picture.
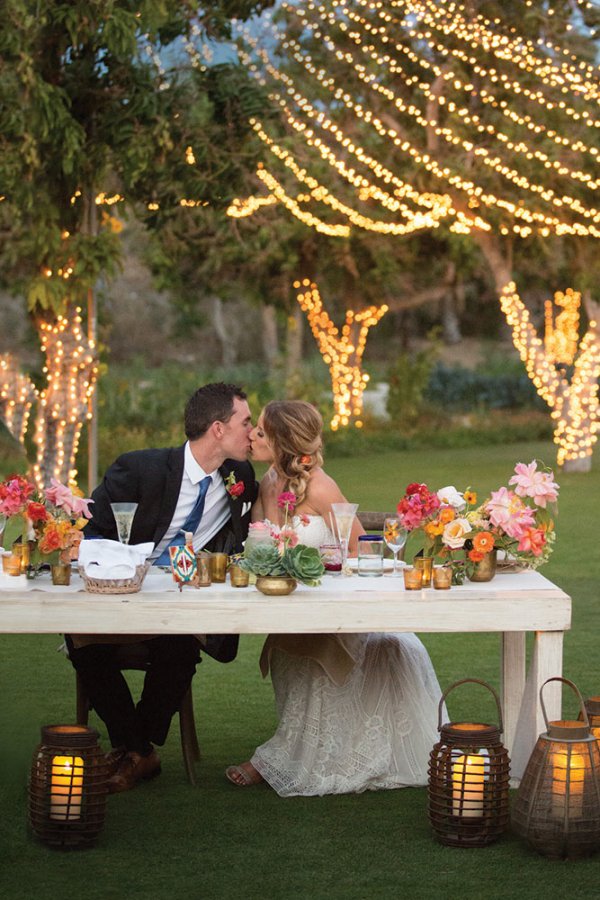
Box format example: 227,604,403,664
0,474,93,568
396,460,559,582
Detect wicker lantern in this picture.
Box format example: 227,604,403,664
29,725,108,849
428,679,510,848
512,678,600,860
580,696,600,743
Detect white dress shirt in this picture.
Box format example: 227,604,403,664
150,442,230,560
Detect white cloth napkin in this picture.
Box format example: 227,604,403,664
78,540,155,580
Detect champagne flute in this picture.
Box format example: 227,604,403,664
111,502,138,544
383,515,408,576
331,502,358,574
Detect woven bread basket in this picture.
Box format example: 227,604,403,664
78,562,150,594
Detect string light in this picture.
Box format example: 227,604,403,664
500,283,599,468
32,307,99,489
544,288,581,366
0,355,37,446
294,279,388,429
232,3,600,239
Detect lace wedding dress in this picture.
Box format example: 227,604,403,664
251,516,444,797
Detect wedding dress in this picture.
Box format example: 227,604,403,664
251,515,444,797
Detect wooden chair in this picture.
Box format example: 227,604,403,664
75,642,201,786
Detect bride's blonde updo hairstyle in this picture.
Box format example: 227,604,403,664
262,400,324,506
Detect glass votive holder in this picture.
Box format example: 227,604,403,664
195,551,212,587
403,566,423,591
229,563,250,587
319,543,342,574
3,553,22,576
210,552,228,583
413,556,433,587
432,566,452,590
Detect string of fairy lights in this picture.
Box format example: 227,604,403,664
500,283,599,466
233,1,600,239
31,309,99,489
0,355,37,447
294,279,388,429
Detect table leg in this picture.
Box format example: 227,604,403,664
501,632,526,762
509,630,564,782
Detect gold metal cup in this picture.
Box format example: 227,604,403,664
403,566,423,590
229,564,250,587
413,556,433,587
51,563,71,586
210,552,228,583
195,552,212,587
432,566,452,590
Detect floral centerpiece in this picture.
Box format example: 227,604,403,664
239,491,325,587
0,474,93,570
396,460,559,583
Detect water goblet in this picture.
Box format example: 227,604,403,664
110,502,138,544
383,515,408,576
331,502,358,574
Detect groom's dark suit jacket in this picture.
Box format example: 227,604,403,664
81,445,258,661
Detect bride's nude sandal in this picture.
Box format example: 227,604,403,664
225,763,264,786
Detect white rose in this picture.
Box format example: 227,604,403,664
437,486,466,510
442,517,472,549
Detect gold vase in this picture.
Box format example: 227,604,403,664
255,575,297,596
468,550,497,583
51,563,71,586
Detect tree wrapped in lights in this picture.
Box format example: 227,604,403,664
0,356,37,447
0,0,273,487
500,284,599,472
295,279,388,429
232,0,600,454
32,309,99,489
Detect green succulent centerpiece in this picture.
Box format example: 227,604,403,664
239,492,324,587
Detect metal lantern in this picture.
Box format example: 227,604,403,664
428,679,510,848
29,725,108,849
512,678,600,860
580,696,600,742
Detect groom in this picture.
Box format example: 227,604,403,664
65,382,258,793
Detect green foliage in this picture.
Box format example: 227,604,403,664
386,343,439,426
0,0,275,316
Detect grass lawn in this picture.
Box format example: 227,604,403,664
1,440,599,899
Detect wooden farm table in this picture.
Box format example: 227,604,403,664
0,567,571,780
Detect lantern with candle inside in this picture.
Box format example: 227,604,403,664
428,679,510,848
579,696,600,743
512,677,600,860
29,725,108,849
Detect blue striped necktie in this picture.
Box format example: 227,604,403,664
154,475,212,566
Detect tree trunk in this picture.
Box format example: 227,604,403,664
261,304,279,372
211,295,237,367
285,306,303,395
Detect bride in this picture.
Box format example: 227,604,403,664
226,400,444,796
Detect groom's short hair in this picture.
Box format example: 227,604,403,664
184,382,247,440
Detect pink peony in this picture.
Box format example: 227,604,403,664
509,461,559,508
485,487,536,539
517,527,547,557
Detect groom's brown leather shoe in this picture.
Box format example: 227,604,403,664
107,749,161,793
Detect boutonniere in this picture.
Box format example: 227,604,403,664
224,471,245,499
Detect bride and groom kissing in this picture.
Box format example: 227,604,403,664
67,382,442,796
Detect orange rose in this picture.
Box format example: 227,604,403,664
39,527,63,554
439,508,456,525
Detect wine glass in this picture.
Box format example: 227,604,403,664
111,502,138,544
383,515,408,576
331,502,358,574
